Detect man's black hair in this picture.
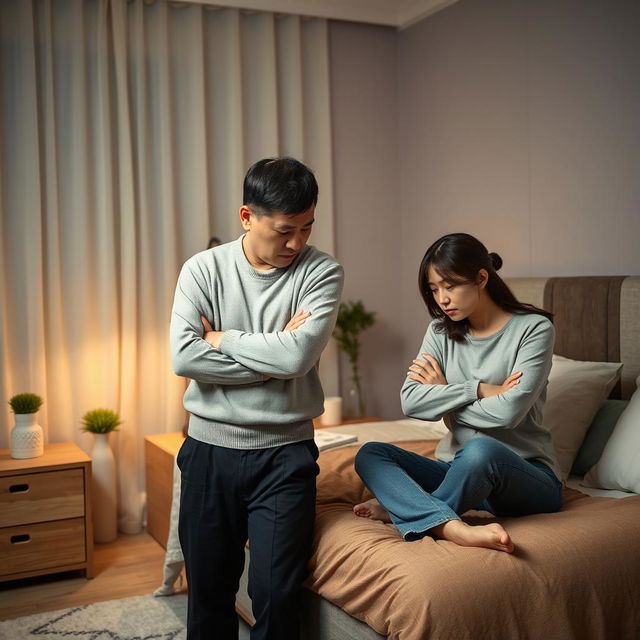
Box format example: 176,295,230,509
243,157,318,216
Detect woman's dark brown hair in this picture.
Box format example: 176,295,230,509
419,233,553,342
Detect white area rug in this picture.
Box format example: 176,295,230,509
0,594,188,640
0,594,252,640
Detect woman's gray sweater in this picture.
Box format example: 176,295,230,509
401,313,561,480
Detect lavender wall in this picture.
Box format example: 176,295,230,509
329,22,403,419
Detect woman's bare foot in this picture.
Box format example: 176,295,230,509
353,499,392,523
432,519,514,553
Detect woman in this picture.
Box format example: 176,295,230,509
354,233,562,553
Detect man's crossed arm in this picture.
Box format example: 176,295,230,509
214,264,343,379
200,310,311,382
170,259,344,384
200,310,310,349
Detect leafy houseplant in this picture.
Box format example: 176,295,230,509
81,408,122,434
9,393,43,415
9,393,44,459
333,301,376,417
81,408,121,543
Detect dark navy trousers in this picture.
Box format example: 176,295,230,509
177,436,319,640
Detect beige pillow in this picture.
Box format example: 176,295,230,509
543,355,622,480
583,375,640,493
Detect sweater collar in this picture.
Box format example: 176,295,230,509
234,234,294,281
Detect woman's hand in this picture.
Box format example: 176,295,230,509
407,354,447,385
478,371,522,398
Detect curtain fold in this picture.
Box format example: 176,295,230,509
0,0,336,533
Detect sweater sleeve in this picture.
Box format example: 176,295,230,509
454,319,555,430
170,261,264,385
218,261,344,379
400,323,480,421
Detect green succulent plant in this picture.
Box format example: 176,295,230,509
9,393,43,414
333,300,376,416
80,408,122,434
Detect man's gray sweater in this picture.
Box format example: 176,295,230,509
401,313,561,480
170,236,344,449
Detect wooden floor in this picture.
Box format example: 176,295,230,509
0,532,180,621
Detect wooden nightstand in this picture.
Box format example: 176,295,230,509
0,442,94,581
144,432,185,549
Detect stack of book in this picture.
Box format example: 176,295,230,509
313,430,358,452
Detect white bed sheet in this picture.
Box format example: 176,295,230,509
565,475,637,499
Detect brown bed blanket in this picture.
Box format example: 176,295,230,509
305,440,640,640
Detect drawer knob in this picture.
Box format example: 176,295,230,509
10,534,31,544
9,484,30,493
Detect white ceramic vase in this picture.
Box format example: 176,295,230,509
91,433,118,543
11,413,44,459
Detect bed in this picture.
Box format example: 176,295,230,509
288,430,640,639
160,276,640,638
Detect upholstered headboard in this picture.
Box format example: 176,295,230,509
505,277,640,400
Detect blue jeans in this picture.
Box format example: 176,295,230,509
354,437,563,540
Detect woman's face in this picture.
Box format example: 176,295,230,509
427,265,482,321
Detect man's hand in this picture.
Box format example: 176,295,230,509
478,371,522,399
407,354,447,385
283,309,310,331
201,316,224,349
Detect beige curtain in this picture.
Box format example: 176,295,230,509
0,0,336,533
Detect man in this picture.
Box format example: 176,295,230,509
170,157,344,640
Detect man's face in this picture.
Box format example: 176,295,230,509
240,205,315,270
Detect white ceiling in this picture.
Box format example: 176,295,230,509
182,0,459,29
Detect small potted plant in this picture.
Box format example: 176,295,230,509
333,301,376,417
9,393,44,459
81,408,121,543
81,408,122,435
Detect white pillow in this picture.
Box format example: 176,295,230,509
583,375,640,493
543,355,622,480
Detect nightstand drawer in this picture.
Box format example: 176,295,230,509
0,518,86,577
0,468,85,527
